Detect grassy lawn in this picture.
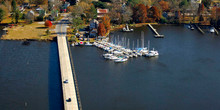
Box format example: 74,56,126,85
1,22,56,40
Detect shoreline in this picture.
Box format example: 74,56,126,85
1,23,218,42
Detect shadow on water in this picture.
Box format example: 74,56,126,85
48,41,64,110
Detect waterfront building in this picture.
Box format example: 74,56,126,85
97,9,109,18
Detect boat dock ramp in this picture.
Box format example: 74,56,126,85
148,24,164,38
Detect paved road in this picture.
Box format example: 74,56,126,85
56,14,79,110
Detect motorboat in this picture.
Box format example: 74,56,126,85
85,42,93,46
122,24,133,32
210,27,215,33
103,53,113,59
114,58,128,63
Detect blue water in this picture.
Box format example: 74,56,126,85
0,41,63,110
71,25,220,110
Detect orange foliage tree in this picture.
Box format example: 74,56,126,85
102,15,111,31
98,23,106,36
149,6,161,22
133,4,148,23
159,0,169,11
198,3,205,15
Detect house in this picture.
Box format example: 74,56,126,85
90,19,99,30
97,9,109,18
89,19,99,37
90,29,98,37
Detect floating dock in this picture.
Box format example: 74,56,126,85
57,36,79,110
195,25,205,34
148,24,164,38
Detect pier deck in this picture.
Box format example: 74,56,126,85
195,25,205,34
214,27,219,35
148,24,164,38
57,36,79,110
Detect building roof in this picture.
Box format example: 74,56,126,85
97,9,109,14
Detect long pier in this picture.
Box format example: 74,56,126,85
57,36,79,110
148,24,164,38
195,25,205,34
214,27,219,35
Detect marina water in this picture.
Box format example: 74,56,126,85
0,41,63,110
71,25,220,110
0,25,220,110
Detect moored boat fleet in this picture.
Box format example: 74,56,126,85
93,38,159,63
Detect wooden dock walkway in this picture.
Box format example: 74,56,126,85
148,24,164,38
214,27,219,35
195,25,205,34
57,36,79,110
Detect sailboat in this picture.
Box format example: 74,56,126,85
145,40,159,57
85,36,93,46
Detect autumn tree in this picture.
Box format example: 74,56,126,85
159,0,169,12
102,15,111,31
33,0,48,6
149,6,161,22
133,4,147,23
197,3,205,15
45,20,52,27
98,23,106,36
0,8,4,23
16,0,25,4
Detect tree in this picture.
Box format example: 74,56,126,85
133,4,148,23
127,0,140,7
202,0,211,9
11,0,16,12
179,0,188,8
16,0,25,4
33,0,48,6
45,20,52,27
197,3,205,15
98,23,106,36
199,15,204,22
11,0,16,23
15,10,19,24
85,4,97,20
92,1,107,9
102,15,111,31
0,8,5,23
149,6,161,22
72,17,84,31
122,6,133,23
159,0,169,11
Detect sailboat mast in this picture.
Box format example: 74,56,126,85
137,39,139,49
117,35,119,45
148,40,150,51
127,39,130,49
141,31,144,48
133,41,134,50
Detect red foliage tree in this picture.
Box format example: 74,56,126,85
45,20,52,27
98,23,106,36
133,4,148,23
